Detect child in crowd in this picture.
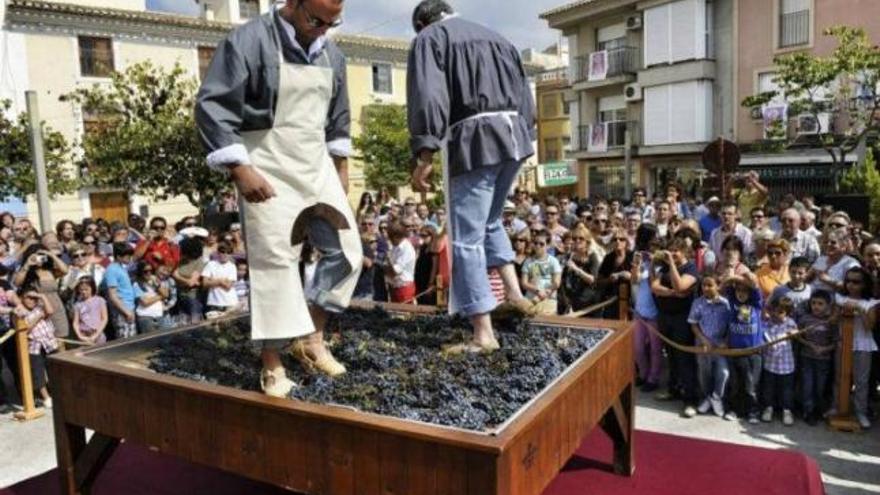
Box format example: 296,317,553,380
235,258,250,313
201,241,239,316
384,222,417,303
521,231,563,315
725,275,764,423
797,290,838,425
156,263,177,324
71,276,108,344
833,267,878,429
687,274,731,417
770,256,812,319
761,297,799,425
14,289,58,408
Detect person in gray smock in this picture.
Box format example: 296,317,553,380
196,0,362,397
408,0,536,353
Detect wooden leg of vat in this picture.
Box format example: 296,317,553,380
54,413,86,495
600,384,635,476
74,433,120,494
54,406,119,495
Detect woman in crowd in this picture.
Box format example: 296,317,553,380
597,228,633,319
414,225,439,305
133,260,169,333
13,243,70,339
172,236,207,325
559,225,602,316
56,220,78,257
61,243,105,306
357,192,374,221
80,233,108,269
810,229,861,294
512,230,531,282
755,238,791,299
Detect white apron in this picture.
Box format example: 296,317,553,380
240,27,362,341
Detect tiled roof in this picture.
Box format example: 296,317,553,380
539,0,604,19
6,0,231,32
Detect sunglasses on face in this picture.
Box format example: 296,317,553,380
615,237,628,242
83,240,96,245
594,219,608,224
298,0,343,28
829,222,847,229
151,225,166,231
72,253,86,258
546,211,559,215
532,242,546,247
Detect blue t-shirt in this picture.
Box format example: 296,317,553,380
726,286,763,349
698,214,722,243
103,262,135,311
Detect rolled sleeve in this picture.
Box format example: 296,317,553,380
207,144,251,172
326,138,352,158
407,34,449,157
195,37,249,164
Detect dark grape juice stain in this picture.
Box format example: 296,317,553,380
148,307,608,431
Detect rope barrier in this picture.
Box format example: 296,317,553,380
399,286,440,306
565,296,619,319
638,318,821,357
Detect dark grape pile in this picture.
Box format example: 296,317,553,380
148,307,609,431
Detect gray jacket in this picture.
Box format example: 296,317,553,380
407,16,536,177
196,8,351,171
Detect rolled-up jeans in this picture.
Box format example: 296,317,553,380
258,215,351,351
447,160,522,317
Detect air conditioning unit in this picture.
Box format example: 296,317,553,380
624,83,642,102
626,14,643,30
797,113,831,135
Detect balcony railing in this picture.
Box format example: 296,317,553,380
577,121,639,151
573,46,639,83
780,10,810,48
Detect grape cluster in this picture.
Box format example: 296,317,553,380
148,307,608,431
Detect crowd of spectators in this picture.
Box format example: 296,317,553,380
1,172,879,431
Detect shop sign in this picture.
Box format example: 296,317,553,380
538,161,578,187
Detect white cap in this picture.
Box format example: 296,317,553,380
706,196,721,204
503,200,516,211
179,226,209,238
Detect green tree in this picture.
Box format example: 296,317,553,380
60,61,228,211
840,147,880,230
741,26,880,170
354,104,413,194
0,99,77,200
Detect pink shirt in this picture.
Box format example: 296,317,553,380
75,296,107,333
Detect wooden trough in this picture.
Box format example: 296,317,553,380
48,303,634,495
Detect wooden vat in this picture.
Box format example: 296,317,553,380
49,303,634,495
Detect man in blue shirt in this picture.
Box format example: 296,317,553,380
698,196,722,244
102,242,136,339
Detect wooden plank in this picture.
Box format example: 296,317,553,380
351,428,382,495
434,444,467,495
465,451,496,495
142,382,179,453
379,433,408,495
324,423,355,495
405,439,436,495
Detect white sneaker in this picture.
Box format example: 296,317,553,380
697,399,712,414
857,414,872,429
260,367,296,398
782,409,794,426
761,406,774,423
723,411,738,421
682,405,698,418
42,398,53,409
710,397,725,417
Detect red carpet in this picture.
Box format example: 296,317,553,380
2,429,824,495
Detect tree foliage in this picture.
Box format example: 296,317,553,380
0,99,77,199
354,104,414,194
840,147,880,230
60,61,227,211
741,26,880,166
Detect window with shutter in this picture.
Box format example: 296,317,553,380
644,5,670,67
372,63,393,94
645,0,707,66
78,36,114,78
779,0,810,48
644,81,712,145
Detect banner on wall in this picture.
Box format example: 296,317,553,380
587,122,609,153
588,50,608,82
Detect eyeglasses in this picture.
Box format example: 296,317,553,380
546,211,559,216
751,215,764,220
361,222,374,226
419,233,432,238
72,253,86,258
767,250,784,256
151,225,166,231
379,225,388,230
297,0,343,29
82,240,96,245
594,219,608,224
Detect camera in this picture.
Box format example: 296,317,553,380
35,254,48,265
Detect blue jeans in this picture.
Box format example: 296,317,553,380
800,357,831,416
697,354,730,400
447,160,522,316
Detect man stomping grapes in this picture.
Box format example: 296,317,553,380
407,0,537,353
